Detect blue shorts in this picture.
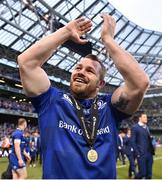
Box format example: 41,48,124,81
9,153,26,171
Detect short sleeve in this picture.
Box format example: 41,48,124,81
13,131,22,140
30,86,60,115
107,94,131,127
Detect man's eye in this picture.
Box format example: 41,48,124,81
87,69,95,74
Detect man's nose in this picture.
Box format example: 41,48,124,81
77,69,86,76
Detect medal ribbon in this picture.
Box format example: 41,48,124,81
70,95,99,147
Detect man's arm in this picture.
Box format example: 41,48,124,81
131,127,140,157
17,17,92,97
101,14,149,114
14,140,24,167
23,150,31,164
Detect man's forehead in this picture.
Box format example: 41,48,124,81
78,57,100,67
79,57,91,62
141,114,147,118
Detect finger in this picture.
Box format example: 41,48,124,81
79,23,92,34
101,14,116,27
82,26,92,33
100,13,109,19
80,23,92,32
78,19,92,28
78,39,89,45
100,13,114,22
76,17,86,23
84,21,92,28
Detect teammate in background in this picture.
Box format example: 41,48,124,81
29,141,37,167
9,118,31,179
124,128,137,178
17,15,149,178
24,131,31,166
131,112,155,179
117,130,126,165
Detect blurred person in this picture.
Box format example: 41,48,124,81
131,112,155,179
117,130,126,165
151,136,156,152
29,141,37,167
124,128,137,178
33,130,41,163
1,135,10,157
24,131,31,166
17,15,149,179
9,118,31,179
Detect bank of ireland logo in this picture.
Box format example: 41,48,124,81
62,94,73,106
97,100,107,109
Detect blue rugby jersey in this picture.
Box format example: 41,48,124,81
31,86,130,179
11,129,26,155
9,129,26,170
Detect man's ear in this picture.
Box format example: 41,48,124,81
98,80,105,89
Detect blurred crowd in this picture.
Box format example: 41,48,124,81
140,102,162,114
0,97,35,113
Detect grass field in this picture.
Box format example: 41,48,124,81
0,147,162,179
117,147,162,179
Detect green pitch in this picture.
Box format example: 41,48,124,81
0,147,162,179
117,147,162,179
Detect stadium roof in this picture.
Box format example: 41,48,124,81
0,0,162,94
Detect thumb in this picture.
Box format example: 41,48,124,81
78,38,88,44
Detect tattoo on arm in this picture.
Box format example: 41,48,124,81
113,93,129,111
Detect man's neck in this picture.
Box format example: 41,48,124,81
138,121,146,127
17,126,23,131
70,91,97,100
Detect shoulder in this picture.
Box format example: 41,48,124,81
132,124,140,131
30,86,66,111
12,130,23,139
98,93,112,104
30,86,65,100
96,94,112,111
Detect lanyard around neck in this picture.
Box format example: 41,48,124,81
70,95,99,147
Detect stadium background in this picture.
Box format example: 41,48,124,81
0,0,162,178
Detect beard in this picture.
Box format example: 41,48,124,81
70,81,97,99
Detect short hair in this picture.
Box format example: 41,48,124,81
85,54,106,80
138,111,147,118
18,118,27,126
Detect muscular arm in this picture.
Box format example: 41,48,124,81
17,18,92,97
101,15,149,114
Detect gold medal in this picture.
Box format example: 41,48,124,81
87,149,98,162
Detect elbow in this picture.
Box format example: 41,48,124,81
17,54,36,70
142,74,150,91
17,54,25,68
138,74,150,93
17,54,32,73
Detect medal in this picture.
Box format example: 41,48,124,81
87,149,98,162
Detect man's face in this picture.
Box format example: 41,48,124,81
70,58,103,99
127,129,131,137
139,114,148,124
23,121,27,130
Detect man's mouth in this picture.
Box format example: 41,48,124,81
74,77,87,84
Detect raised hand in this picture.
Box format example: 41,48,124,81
65,17,92,44
100,14,116,42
